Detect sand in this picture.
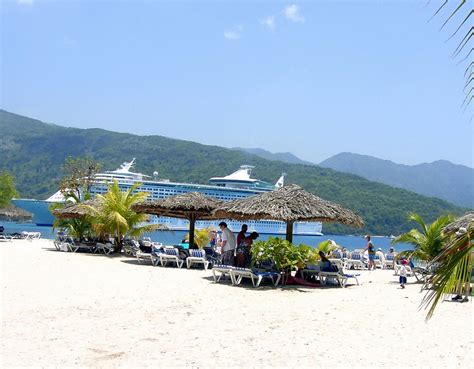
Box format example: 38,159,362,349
1,239,472,368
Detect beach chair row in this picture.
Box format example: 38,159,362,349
125,243,211,270
53,238,114,254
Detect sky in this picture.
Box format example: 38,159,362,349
1,0,473,167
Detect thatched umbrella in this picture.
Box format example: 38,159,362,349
0,204,32,222
214,184,364,243
51,198,102,219
443,212,474,234
132,192,223,249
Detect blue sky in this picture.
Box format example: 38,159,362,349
2,0,472,167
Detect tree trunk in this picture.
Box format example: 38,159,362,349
189,215,196,249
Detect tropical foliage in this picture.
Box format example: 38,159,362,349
422,219,473,319
84,180,161,250
185,227,214,249
391,213,454,263
52,214,93,241
252,237,328,272
0,171,18,207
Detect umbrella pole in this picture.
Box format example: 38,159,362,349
189,214,196,249
286,222,294,243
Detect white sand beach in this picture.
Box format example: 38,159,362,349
1,239,472,368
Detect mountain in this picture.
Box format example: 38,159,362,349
0,109,466,235
320,153,473,209
234,148,314,166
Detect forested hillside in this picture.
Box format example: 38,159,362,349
0,109,466,235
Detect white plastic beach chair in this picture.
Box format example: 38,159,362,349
301,264,321,281
373,254,385,269
211,264,236,283
385,254,396,269
95,242,114,255
319,269,361,288
186,249,209,270
158,246,184,268
22,231,41,241
328,258,347,271
346,252,365,270
0,234,13,242
229,268,281,288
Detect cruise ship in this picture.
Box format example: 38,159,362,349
12,159,323,235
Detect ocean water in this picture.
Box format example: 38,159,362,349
1,221,412,253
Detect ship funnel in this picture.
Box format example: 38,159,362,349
275,173,287,188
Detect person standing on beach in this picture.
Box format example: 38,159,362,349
218,222,236,265
399,259,408,288
236,224,248,247
364,235,376,270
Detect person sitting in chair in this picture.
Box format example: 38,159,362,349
319,251,337,272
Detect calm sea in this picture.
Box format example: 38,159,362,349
1,221,412,253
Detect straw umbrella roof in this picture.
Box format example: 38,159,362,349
0,204,32,221
51,198,102,219
213,184,364,242
132,192,223,219
214,184,364,225
443,212,474,234
132,192,224,248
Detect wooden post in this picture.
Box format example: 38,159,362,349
189,214,196,249
286,221,293,243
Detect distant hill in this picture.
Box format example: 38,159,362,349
0,109,467,235
320,153,473,208
234,147,314,166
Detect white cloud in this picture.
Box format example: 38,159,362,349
283,4,305,23
17,0,34,5
260,16,276,31
224,25,243,40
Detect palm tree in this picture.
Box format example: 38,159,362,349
52,215,93,241
421,214,473,319
391,213,454,264
85,180,161,251
185,227,213,249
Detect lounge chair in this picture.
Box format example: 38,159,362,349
157,246,184,268
319,268,361,288
0,234,13,242
385,254,396,269
21,231,41,241
328,258,347,271
331,250,343,259
95,242,114,255
229,267,281,288
301,264,321,281
373,254,385,269
346,252,365,270
211,264,236,283
186,249,209,270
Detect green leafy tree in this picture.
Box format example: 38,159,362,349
85,180,160,251
391,213,454,263
0,172,18,207
60,156,101,201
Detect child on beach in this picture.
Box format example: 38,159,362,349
399,259,408,288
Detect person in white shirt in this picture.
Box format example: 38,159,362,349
218,222,236,265
399,259,408,288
